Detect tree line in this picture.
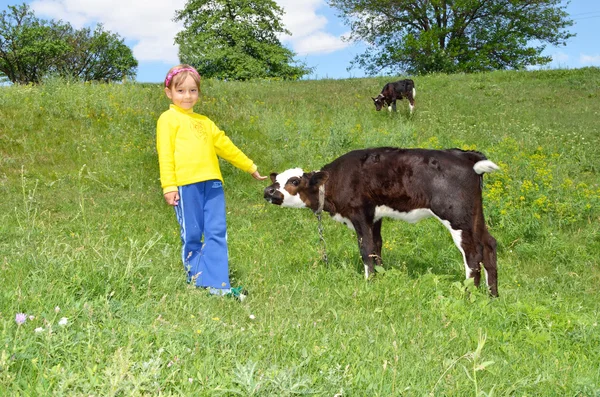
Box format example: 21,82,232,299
329,0,574,75
1,0,574,85
0,4,137,84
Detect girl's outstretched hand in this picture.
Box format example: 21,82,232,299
251,171,268,181
164,191,180,206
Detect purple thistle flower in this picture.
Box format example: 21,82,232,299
15,313,27,325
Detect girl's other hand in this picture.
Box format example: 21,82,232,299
251,171,268,181
164,191,180,206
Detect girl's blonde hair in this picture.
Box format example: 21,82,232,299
164,64,201,89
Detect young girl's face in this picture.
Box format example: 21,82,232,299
165,75,199,110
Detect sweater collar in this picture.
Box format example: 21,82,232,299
170,104,194,114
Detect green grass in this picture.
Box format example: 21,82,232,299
1,68,599,396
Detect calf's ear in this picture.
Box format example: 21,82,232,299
309,171,329,187
269,173,278,183
372,97,376,102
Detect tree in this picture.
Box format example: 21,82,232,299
328,0,574,75
0,4,70,84
174,0,312,80
0,3,137,84
55,24,138,82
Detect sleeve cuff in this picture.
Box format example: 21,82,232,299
163,186,178,195
247,163,258,174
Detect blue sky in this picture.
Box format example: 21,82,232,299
1,0,599,82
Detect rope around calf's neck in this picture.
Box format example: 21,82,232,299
316,212,328,265
315,184,328,265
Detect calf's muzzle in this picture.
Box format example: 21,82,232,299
263,185,284,205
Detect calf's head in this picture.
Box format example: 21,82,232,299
263,168,329,211
372,95,385,111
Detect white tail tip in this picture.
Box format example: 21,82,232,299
473,160,500,174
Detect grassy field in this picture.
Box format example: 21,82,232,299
1,68,599,396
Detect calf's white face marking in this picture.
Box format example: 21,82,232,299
275,168,308,208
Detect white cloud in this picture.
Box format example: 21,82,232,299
277,0,328,40
31,1,89,28
132,36,180,63
580,53,600,66
29,0,349,63
30,0,185,63
294,31,350,55
276,0,350,55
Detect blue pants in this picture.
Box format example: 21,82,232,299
174,180,230,289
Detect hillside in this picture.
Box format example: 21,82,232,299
1,68,599,395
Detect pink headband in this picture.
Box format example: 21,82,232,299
165,67,200,87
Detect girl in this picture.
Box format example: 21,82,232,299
156,64,267,299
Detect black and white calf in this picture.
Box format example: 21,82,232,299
263,147,500,296
372,79,416,113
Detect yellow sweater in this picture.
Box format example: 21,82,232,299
156,104,257,194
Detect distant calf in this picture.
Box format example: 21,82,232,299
372,79,416,113
264,147,499,296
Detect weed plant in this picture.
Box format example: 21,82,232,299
1,69,599,395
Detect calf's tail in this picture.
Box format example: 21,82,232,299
473,160,500,175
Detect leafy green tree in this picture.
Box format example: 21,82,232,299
328,0,574,75
0,3,137,84
174,0,312,80
55,24,138,82
0,4,70,84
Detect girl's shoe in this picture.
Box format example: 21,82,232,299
206,286,247,302
226,286,248,302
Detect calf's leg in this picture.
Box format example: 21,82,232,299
373,219,383,265
352,219,378,279
436,217,487,292
407,92,415,113
460,232,484,288
437,201,498,296
482,231,498,296
456,228,499,297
